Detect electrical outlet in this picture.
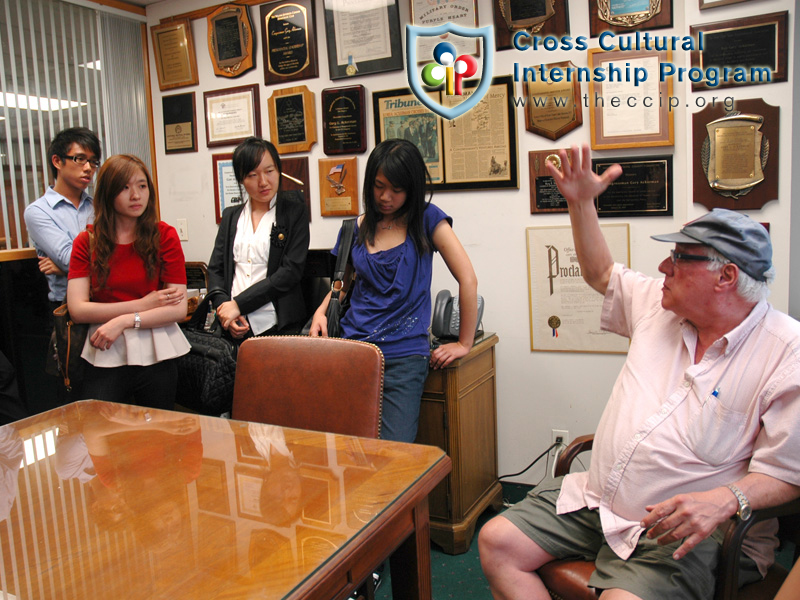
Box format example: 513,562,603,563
551,429,569,456
177,218,188,241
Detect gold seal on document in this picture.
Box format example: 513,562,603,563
548,315,561,329
346,64,357,76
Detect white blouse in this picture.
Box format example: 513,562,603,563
231,202,277,335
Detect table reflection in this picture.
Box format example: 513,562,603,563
0,400,448,599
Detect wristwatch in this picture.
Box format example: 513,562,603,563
134,312,141,329
726,484,752,521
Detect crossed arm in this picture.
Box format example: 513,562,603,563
67,277,187,350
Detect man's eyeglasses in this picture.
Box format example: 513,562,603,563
61,155,101,169
670,249,715,265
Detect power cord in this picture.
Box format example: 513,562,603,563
500,441,572,507
498,441,560,481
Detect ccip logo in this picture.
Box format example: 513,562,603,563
421,42,478,96
406,23,494,120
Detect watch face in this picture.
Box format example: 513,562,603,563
740,505,753,520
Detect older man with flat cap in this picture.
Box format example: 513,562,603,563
480,145,800,600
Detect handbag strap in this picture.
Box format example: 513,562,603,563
331,218,356,295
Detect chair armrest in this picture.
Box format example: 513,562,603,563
715,497,800,600
554,434,594,478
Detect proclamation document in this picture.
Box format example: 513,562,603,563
527,224,630,353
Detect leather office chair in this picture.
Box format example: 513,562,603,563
232,335,384,600
538,435,800,600
231,335,384,438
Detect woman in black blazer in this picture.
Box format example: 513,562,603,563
204,137,309,340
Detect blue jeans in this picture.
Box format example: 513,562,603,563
380,355,429,442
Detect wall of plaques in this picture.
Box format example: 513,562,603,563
146,0,798,486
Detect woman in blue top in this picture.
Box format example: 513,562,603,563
309,139,478,442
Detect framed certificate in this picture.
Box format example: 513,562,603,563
321,86,367,155
267,86,317,154
203,84,260,148
212,153,242,223
587,48,674,150
689,11,788,91
150,19,199,91
162,92,197,154
260,0,319,85
323,0,404,79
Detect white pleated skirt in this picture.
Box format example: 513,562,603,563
81,322,191,367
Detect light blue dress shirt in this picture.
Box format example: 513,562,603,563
23,186,94,302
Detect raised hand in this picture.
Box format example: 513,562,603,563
546,144,622,206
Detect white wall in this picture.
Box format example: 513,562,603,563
146,0,796,484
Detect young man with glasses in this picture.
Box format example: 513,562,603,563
480,144,800,600
24,127,102,308
23,128,101,403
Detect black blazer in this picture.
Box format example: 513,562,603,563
204,191,310,331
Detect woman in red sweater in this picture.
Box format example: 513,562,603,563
67,154,190,408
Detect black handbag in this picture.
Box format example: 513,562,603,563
325,218,356,338
176,302,238,415
52,304,89,392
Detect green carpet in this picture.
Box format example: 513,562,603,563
373,482,795,598
375,483,529,599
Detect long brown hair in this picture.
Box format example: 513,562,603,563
91,155,160,290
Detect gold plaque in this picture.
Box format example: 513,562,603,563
702,113,767,199
597,0,662,28
150,19,199,91
523,61,583,141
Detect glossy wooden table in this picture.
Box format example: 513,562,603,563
0,400,451,599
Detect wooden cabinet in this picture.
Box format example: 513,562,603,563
415,333,502,554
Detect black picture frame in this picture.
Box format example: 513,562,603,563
689,11,788,91
321,85,367,155
323,0,403,80
162,92,197,154
372,75,518,192
592,156,673,218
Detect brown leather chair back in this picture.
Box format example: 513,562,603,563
231,336,384,438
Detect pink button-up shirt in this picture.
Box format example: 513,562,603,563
558,264,800,574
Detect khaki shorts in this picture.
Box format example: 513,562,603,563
502,477,761,600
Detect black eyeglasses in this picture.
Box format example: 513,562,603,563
670,249,715,265
61,154,101,169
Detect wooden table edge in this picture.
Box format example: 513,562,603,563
287,453,452,600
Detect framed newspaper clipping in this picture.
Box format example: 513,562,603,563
372,75,518,191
